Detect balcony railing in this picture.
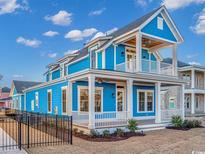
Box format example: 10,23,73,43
116,59,174,76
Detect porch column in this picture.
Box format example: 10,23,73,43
68,81,73,116
114,44,117,70
181,84,185,120
191,69,195,89
155,82,161,123
136,32,142,72
191,92,195,114
127,79,133,119
204,94,205,113
172,44,177,76
88,75,95,129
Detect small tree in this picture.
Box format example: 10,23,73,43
128,119,138,133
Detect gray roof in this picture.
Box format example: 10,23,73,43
162,58,190,68
68,47,89,64
13,80,42,94
1,87,10,93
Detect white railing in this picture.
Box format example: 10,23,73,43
161,109,183,122
116,59,174,76
94,111,128,128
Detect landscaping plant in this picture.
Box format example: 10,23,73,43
90,129,100,137
103,130,110,137
115,128,125,137
171,115,183,128
128,119,138,133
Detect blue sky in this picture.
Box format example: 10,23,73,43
0,0,205,87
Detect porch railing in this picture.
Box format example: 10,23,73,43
116,59,174,76
161,109,183,122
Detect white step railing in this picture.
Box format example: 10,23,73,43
116,59,174,76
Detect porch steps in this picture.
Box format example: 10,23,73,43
138,123,170,132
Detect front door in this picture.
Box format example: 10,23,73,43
117,88,125,112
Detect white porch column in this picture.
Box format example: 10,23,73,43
88,75,95,129
172,44,178,76
181,84,185,120
204,94,205,113
127,79,133,119
155,82,161,123
191,92,195,114
191,69,195,89
136,32,142,72
68,81,73,116
114,44,117,70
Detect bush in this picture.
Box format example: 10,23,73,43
192,120,202,128
182,119,202,128
171,116,183,128
103,130,110,137
115,128,124,137
90,129,100,137
128,119,138,133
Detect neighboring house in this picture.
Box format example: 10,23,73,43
164,58,205,117
0,87,11,107
23,6,187,133
10,80,42,110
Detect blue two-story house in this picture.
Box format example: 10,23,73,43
22,6,187,133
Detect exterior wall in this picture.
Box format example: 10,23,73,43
133,85,156,117
97,51,102,69
141,14,177,42
116,44,125,65
105,45,114,70
195,71,204,89
12,94,24,110
52,69,61,80
195,94,204,113
25,81,68,115
67,56,90,74
72,81,116,112
46,73,50,82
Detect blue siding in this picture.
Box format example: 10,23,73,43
141,14,177,42
105,45,114,70
116,44,125,64
46,74,50,82
142,49,149,60
25,81,68,115
52,69,60,80
97,51,102,69
72,81,116,112
133,85,155,117
68,56,90,74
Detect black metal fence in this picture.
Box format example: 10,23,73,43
0,110,72,151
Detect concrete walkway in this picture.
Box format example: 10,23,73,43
0,128,27,154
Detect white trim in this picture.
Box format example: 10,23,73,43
132,116,156,120
102,50,105,69
96,51,98,69
114,45,116,70
77,85,103,114
61,86,67,115
157,17,164,30
137,90,154,113
116,86,125,112
35,92,39,108
47,89,52,113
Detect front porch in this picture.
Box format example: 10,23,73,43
68,72,185,131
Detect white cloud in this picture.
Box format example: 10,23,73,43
45,10,72,26
16,37,41,48
64,49,79,55
135,0,152,7
89,7,106,16
161,0,205,10
91,27,118,40
47,53,57,58
189,61,201,66
186,53,199,59
13,74,24,78
0,0,29,15
191,8,205,34
43,31,59,37
65,28,97,41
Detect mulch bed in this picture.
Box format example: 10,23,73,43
166,126,204,131
74,132,146,142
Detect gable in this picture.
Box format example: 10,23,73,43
141,13,177,42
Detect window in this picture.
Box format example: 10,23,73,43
35,92,39,107
117,89,124,112
138,90,154,112
157,17,163,30
62,87,67,114
31,100,34,111
196,95,200,109
185,95,190,109
47,90,52,113
78,86,103,113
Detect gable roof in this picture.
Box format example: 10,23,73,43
162,58,190,68
12,80,42,94
1,87,10,93
67,47,89,64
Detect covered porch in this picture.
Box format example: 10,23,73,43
68,71,185,130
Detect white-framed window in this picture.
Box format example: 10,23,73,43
157,17,163,30
185,94,191,109
35,92,39,107
78,86,103,113
31,100,34,111
61,86,67,114
47,89,52,113
137,90,154,112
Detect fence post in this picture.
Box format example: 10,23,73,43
70,116,72,145
18,115,22,150
27,115,30,149
56,115,58,138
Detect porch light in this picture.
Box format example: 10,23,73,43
121,51,125,56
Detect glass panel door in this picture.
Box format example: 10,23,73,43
117,88,125,112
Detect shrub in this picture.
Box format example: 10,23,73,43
128,119,138,133
171,116,183,128
192,120,202,128
79,130,84,135
182,119,202,128
90,129,100,137
115,128,124,137
103,130,110,137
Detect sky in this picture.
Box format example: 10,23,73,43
0,0,205,87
